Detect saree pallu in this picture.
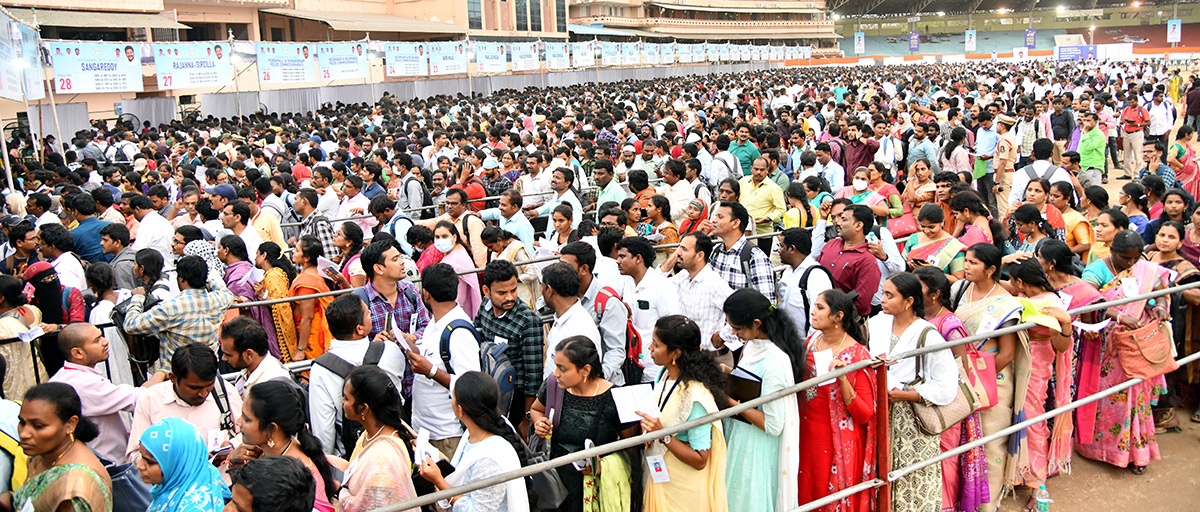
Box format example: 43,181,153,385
956,292,1029,510
585,452,632,512
930,313,988,512
341,435,419,512
959,224,993,248
290,271,334,360
891,401,942,512
1176,143,1200,199
1076,260,1170,468
644,381,727,512
904,235,967,274
262,267,297,363
13,463,110,512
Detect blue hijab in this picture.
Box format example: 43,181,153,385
141,417,230,512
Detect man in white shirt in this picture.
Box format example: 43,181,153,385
614,144,648,181
27,193,60,227
335,175,378,236
616,236,680,383
38,224,85,290
517,153,554,209
541,262,602,379
220,202,262,266
527,167,583,238
778,228,833,336
129,195,175,271
311,167,340,219
403,263,480,457
655,159,697,225
308,294,408,456
1146,90,1174,143
218,316,291,397
813,142,845,191
1008,139,1075,208
658,232,732,350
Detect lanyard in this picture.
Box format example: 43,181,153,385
657,378,681,412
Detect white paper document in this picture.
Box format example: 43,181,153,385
317,256,339,275
812,349,836,386
611,384,660,424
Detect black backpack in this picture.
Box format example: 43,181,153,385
311,341,385,458
111,283,169,384
797,265,834,334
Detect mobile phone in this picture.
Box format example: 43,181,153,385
910,258,927,266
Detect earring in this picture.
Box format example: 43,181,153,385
267,438,275,448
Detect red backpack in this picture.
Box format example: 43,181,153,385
593,286,645,384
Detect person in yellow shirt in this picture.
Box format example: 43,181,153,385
738,157,786,253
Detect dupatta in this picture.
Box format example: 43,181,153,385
805,336,877,512
739,338,800,512
643,378,727,512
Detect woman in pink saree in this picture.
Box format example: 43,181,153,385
1168,126,1200,198
914,267,988,512
1006,259,1075,509
1076,230,1171,475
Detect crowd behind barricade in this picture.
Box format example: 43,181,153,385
0,58,1194,512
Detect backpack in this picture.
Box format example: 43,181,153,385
593,286,644,384
829,138,847,168
1023,164,1062,182
738,242,757,286
439,319,517,415
404,175,435,220
797,265,834,334
312,341,385,457
112,283,169,381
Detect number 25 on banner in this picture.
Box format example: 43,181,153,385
322,70,330,79
160,75,173,88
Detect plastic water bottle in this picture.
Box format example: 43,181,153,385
1035,484,1052,511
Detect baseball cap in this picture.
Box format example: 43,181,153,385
208,184,237,201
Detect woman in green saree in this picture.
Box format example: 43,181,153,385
5,383,111,512
903,203,967,282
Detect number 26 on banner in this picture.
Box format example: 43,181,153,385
261,71,270,81
160,75,173,87
57,78,72,91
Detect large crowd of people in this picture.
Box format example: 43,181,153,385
0,56,1195,512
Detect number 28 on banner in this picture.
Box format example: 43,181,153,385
57,78,72,91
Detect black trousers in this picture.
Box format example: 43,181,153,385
976,172,999,218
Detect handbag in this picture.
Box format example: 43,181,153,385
906,327,982,435
959,343,998,410
1111,319,1179,380
888,209,918,238
526,378,568,510
97,456,151,512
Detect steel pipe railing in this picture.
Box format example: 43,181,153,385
369,280,1200,512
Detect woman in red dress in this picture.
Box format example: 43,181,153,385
798,289,878,512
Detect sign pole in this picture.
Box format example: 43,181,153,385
229,32,242,118
365,34,377,105
44,47,63,150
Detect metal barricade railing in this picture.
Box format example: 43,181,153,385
360,281,1200,512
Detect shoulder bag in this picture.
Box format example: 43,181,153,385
526,377,568,510
906,327,982,435
1111,319,1178,380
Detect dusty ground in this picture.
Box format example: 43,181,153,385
997,408,1200,511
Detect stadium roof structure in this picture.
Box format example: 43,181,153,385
827,0,1188,17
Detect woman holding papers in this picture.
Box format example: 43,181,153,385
721,288,803,512
952,244,1029,508
867,273,957,512
640,315,729,512
530,336,633,512
797,289,877,512
914,267,988,512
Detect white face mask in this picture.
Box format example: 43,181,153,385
433,238,454,254
853,179,869,191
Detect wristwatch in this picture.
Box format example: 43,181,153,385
427,366,438,378
661,435,673,445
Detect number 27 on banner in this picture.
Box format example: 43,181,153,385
160,75,173,87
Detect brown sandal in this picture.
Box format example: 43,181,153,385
1155,409,1181,434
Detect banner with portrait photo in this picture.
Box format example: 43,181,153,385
46,41,143,94
255,42,316,84
475,42,506,73
544,42,568,70
316,42,368,80
600,42,620,66
571,42,594,68
0,24,22,101
510,42,539,71
964,30,977,52
428,42,467,75
661,43,675,65
621,42,639,66
384,42,428,76
1168,19,1182,43
152,42,232,90
718,43,730,61
644,43,660,65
